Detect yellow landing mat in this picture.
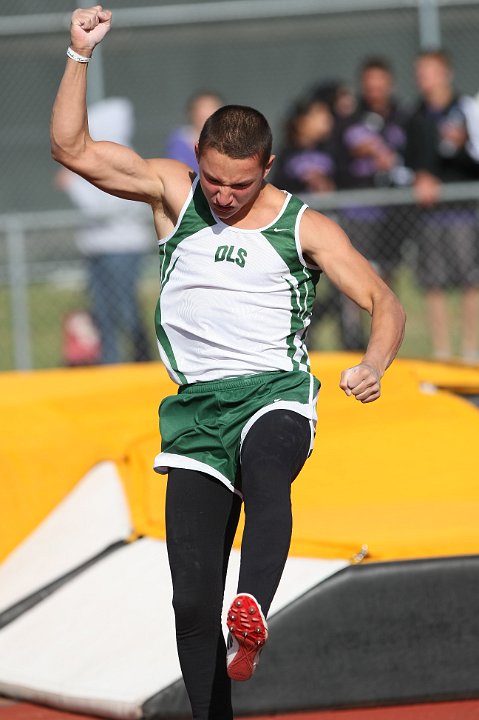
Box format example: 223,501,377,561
1,354,478,563
405,357,479,394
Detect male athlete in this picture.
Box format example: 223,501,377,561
51,7,405,719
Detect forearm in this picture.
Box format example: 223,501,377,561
361,290,406,378
51,6,111,168
50,57,90,166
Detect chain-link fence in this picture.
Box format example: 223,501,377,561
1,1,479,369
306,183,479,363
2,183,478,370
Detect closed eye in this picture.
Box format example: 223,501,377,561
204,173,253,190
231,182,253,190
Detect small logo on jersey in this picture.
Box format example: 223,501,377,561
273,228,288,233
215,244,247,268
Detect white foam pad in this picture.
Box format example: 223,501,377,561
0,462,132,614
0,536,346,718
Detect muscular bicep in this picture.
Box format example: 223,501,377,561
300,209,386,314
69,139,167,203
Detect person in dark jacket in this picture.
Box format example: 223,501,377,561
333,57,411,349
406,49,479,362
335,57,410,276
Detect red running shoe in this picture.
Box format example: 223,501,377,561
226,593,268,681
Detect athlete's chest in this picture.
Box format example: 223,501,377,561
161,227,297,291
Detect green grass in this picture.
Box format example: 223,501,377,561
0,277,159,371
0,265,465,371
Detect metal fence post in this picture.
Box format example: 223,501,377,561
418,0,441,49
6,218,32,371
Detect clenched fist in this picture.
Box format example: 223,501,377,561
339,363,381,403
70,5,112,55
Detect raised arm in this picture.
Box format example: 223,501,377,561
300,209,406,403
50,5,179,205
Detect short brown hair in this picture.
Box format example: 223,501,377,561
417,48,452,69
198,105,273,168
360,56,394,77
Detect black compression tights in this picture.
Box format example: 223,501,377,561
165,410,312,720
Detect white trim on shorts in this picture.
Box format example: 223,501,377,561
239,373,319,459
154,451,243,498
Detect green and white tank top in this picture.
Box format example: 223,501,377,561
155,177,320,384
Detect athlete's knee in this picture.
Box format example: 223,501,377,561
172,562,223,626
171,575,223,632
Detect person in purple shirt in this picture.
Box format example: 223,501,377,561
165,91,224,170
272,94,336,195
272,93,347,351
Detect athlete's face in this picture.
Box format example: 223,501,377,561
196,146,273,221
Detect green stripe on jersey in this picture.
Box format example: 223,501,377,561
261,195,320,370
155,302,188,385
155,180,216,381
159,181,215,285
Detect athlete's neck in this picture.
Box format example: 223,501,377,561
219,183,285,230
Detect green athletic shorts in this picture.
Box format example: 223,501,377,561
154,369,320,495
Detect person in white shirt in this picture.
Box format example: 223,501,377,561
56,97,152,363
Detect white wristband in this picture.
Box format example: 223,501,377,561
67,47,91,63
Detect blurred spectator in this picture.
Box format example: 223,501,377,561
406,49,479,362
335,57,410,273
272,94,336,194
56,97,152,365
272,85,359,351
165,91,224,170
333,57,410,348
310,79,357,121
272,92,340,350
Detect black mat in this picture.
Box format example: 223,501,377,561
143,555,479,718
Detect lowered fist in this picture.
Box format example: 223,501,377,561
339,363,381,403
70,5,112,55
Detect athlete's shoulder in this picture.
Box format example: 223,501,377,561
148,157,195,189
300,206,337,232
150,159,197,212
150,161,198,237
299,206,351,258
